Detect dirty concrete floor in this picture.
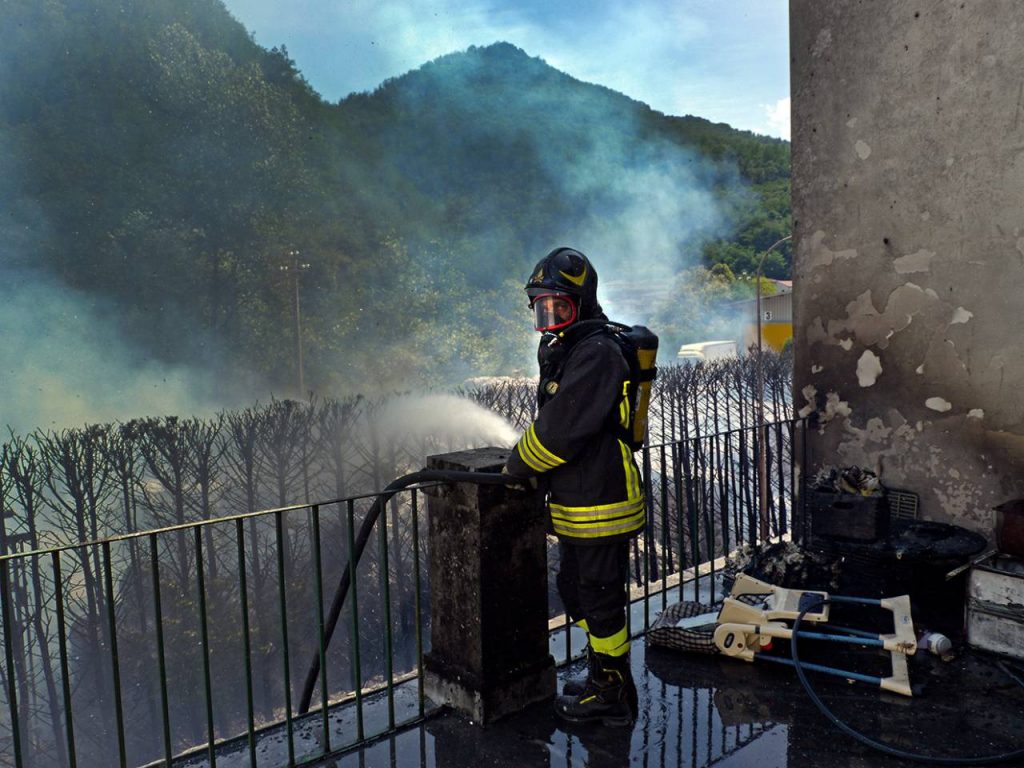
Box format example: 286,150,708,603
321,638,1024,768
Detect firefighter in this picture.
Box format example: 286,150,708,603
503,247,643,727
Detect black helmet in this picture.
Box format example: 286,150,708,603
525,247,603,331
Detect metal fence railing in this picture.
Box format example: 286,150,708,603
0,485,435,768
0,386,803,766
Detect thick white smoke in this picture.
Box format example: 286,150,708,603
0,267,250,433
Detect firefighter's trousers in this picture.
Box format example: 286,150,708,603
556,539,630,657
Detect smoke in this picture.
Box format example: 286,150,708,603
541,131,738,326
0,264,254,433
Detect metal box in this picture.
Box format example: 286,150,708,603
967,555,1024,661
809,491,889,542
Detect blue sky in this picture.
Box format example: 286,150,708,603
220,0,791,139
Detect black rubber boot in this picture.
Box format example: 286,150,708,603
562,646,597,696
554,652,637,727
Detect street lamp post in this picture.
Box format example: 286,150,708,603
280,251,311,398
755,235,792,541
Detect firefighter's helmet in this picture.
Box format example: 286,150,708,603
525,247,601,331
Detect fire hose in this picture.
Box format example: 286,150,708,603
296,468,521,716
790,598,1024,765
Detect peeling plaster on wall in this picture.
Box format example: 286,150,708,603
893,249,935,274
823,392,852,422
801,230,858,273
829,407,920,485
968,409,985,419
835,284,935,349
839,338,853,350
933,481,985,519
807,317,829,345
811,27,832,57
854,140,872,160
856,350,882,386
916,365,924,374
865,417,891,442
812,364,823,374
950,307,973,324
798,384,818,419
922,336,970,380
926,397,953,412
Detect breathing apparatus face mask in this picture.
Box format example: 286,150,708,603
530,293,577,333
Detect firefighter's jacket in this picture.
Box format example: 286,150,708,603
504,322,645,544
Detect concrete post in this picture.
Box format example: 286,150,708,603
422,447,555,723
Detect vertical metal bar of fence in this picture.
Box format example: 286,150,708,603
787,421,797,535
234,519,257,768
706,434,718,605
410,490,425,716
102,541,128,768
274,511,295,766
679,438,696,606
726,431,739,548
775,422,787,535
688,438,701,604
51,552,77,768
149,535,173,765
194,529,216,768
798,419,809,544
642,443,651,630
346,500,364,743
659,444,670,610
698,437,713,603
310,505,331,752
718,432,731,575
377,493,395,730
0,560,24,768
740,429,755,548
672,442,686,605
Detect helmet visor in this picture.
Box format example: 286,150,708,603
531,293,577,332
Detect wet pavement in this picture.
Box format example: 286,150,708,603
321,634,1024,768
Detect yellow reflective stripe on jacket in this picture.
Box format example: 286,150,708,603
515,424,566,473
550,498,645,524
549,497,645,539
590,625,629,657
618,381,630,429
552,514,638,536
619,440,640,501
526,424,565,468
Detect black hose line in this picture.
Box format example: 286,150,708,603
297,468,519,716
791,599,1024,765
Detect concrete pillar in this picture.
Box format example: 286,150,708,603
422,447,555,723
790,1,1024,533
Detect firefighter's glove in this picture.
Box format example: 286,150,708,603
501,466,538,492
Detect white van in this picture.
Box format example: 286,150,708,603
676,340,737,365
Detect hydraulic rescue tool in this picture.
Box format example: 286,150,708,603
713,573,917,696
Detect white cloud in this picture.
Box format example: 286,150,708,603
764,96,790,140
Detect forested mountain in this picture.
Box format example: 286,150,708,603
1,0,789,405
